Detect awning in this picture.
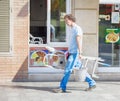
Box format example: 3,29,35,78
100,0,120,4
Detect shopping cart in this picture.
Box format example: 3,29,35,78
45,46,110,81
74,56,105,81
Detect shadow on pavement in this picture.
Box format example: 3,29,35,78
0,85,59,93
0,84,87,93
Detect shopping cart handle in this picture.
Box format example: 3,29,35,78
98,62,111,67
81,56,104,61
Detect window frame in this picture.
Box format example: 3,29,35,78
29,0,71,47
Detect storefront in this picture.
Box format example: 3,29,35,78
98,0,120,73
1,0,119,81
28,0,120,81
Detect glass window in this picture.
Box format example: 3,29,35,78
30,0,70,45
99,4,120,67
30,0,47,44
50,0,66,42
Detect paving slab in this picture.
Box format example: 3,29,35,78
0,81,120,101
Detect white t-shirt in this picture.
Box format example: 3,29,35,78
68,24,83,53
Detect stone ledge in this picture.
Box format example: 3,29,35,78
94,73,120,81
28,73,75,82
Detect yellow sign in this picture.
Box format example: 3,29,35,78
105,29,120,44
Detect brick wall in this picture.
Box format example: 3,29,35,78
0,0,29,82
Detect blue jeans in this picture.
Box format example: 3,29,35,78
60,53,96,91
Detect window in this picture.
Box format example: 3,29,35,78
99,3,120,67
30,0,47,44
29,0,71,45
0,0,11,54
50,0,66,42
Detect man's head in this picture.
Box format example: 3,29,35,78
64,14,76,26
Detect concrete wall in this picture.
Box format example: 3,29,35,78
72,0,99,57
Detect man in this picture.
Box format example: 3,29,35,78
55,14,96,93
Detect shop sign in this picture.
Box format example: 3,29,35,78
99,15,110,21
111,12,119,24
105,28,120,44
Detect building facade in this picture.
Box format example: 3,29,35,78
0,0,119,82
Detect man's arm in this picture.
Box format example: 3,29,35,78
76,35,82,58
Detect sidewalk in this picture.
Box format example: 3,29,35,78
0,81,120,101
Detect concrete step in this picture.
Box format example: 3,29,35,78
28,73,75,82
94,72,120,81
28,72,120,82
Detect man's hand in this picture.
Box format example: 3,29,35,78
79,54,82,59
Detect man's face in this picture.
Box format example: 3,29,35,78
64,18,73,26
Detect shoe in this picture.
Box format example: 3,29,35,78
85,85,96,91
53,88,66,93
